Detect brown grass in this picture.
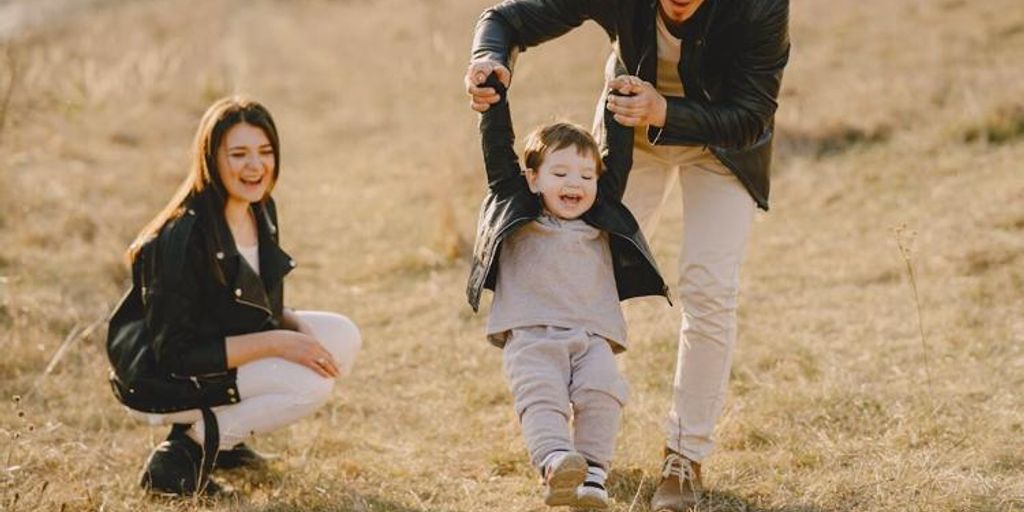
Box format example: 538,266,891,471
1,0,1023,510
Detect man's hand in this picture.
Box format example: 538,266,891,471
465,60,512,112
606,75,668,128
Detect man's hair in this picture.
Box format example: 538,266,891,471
523,122,604,174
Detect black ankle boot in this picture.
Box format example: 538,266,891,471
215,443,269,470
139,433,221,496
140,412,221,496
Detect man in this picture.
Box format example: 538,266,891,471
464,0,789,510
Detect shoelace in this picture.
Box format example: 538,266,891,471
661,453,695,492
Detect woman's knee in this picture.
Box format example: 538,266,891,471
285,366,335,407
296,311,362,372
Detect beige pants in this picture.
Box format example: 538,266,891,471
131,311,361,447
503,326,629,470
624,133,756,462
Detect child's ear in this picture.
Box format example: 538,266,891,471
524,168,540,193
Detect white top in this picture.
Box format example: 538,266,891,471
238,243,260,275
486,215,627,351
656,13,685,98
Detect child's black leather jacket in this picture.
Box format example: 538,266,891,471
466,79,670,311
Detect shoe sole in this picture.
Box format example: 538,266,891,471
651,500,699,512
574,493,610,510
544,453,588,507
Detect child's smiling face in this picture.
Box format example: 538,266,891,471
526,146,599,220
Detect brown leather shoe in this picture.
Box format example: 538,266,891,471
650,451,702,512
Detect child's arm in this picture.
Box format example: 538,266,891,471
597,89,636,201
479,73,526,195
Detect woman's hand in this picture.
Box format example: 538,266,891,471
275,331,340,378
605,75,668,128
465,60,511,112
225,329,339,378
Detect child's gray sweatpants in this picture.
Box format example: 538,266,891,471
502,325,629,471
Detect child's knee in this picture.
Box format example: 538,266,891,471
572,384,628,410
514,381,572,419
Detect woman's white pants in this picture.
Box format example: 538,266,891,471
130,311,361,447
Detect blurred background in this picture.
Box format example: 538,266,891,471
0,0,1021,510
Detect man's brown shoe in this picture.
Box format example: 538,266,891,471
650,451,702,512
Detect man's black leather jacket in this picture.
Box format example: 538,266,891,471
472,0,790,209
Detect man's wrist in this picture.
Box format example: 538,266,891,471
650,95,668,128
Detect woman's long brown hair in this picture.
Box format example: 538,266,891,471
126,96,281,264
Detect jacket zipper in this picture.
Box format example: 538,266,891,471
235,296,272,317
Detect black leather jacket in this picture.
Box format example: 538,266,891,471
472,0,790,209
467,78,669,311
106,193,296,412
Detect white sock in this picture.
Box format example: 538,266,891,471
584,464,607,489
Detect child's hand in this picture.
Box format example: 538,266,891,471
606,75,667,128
466,60,512,112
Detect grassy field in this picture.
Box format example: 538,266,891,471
1,0,1022,510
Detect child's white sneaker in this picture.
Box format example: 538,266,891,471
573,462,610,510
575,485,610,510
542,451,588,507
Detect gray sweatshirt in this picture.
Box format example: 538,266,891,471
486,214,627,352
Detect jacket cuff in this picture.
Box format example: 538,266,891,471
658,96,706,145
646,124,664,146
179,335,228,376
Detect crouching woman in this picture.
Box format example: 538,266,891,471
106,96,361,497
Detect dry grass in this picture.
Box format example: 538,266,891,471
1,0,1023,510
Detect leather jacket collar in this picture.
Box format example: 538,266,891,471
188,194,295,315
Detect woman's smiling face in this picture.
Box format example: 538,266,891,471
216,122,275,206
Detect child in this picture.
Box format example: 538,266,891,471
467,75,670,509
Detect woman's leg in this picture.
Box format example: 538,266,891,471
188,312,361,447
135,312,360,447
294,311,362,375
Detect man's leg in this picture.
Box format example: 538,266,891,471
620,133,678,239
666,162,756,461
651,160,755,511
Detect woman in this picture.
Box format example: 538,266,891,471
106,96,361,497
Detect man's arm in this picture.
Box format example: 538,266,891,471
467,0,612,111
653,0,790,148
472,0,600,70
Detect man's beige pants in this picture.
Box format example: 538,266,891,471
625,135,756,462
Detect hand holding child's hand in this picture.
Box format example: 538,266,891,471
466,60,512,112
606,75,667,128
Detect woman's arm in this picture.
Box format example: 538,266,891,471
225,329,339,378
147,222,338,378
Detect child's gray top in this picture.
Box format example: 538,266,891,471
487,214,627,352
